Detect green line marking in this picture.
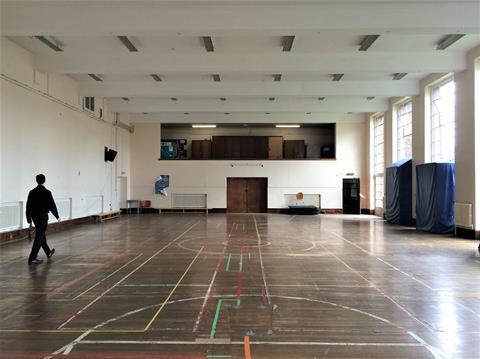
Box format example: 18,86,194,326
225,254,232,272
239,254,243,272
210,299,223,339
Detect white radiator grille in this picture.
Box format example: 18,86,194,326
284,194,321,208
454,202,473,229
49,198,72,222
172,194,207,208
0,202,22,232
85,195,104,215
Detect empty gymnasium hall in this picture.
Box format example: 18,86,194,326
1,1,480,358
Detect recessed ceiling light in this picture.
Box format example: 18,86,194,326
220,97,227,101
171,97,178,101
265,112,271,115
276,124,300,128
282,36,295,52
88,74,103,82
224,112,231,115
151,74,162,82
367,97,375,100
269,97,275,101
318,97,326,101
436,34,466,50
184,112,190,115
121,97,130,102
143,112,149,115
117,36,138,52
392,73,408,80
306,112,311,115
212,74,221,82
202,36,214,52
332,74,344,81
359,35,380,51
273,74,282,82
34,36,63,52
192,124,216,128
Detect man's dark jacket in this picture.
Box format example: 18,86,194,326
26,185,59,223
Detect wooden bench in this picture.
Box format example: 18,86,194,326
94,211,121,222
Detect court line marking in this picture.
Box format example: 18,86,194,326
57,222,199,329
71,254,143,300
144,246,204,331
316,241,436,332
44,294,442,359
253,216,271,305
192,222,234,332
331,232,436,290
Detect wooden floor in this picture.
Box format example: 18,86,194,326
0,214,479,359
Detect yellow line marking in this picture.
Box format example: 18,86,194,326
144,246,204,331
71,254,143,300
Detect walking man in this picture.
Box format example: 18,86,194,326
26,174,60,264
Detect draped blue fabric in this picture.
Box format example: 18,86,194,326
385,158,412,225
416,163,455,234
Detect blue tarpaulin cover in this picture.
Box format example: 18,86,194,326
385,158,412,225
416,163,455,234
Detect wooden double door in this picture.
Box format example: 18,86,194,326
227,178,268,213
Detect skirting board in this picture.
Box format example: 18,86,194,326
455,226,480,240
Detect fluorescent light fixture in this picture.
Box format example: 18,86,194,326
282,36,295,52
273,74,282,82
392,72,408,80
192,124,216,128
34,36,63,52
224,112,231,115
88,74,103,82
184,112,190,115
276,124,300,128
332,74,344,81
212,74,221,82
151,74,162,82
202,36,214,52
436,34,465,50
318,97,326,101
359,35,380,51
269,97,275,101
220,97,227,101
171,97,178,101
121,97,130,101
367,96,375,100
117,36,138,52
306,112,311,115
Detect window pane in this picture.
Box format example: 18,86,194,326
431,79,455,162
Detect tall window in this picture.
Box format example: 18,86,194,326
396,100,413,160
373,115,385,211
431,79,455,162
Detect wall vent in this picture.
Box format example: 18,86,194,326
172,194,207,208
454,202,473,229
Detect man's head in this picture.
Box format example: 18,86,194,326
36,174,46,185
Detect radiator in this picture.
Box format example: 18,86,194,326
454,202,473,229
0,202,22,232
172,194,207,208
49,198,72,222
284,194,321,208
85,195,104,215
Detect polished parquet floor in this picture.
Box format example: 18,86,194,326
0,213,479,359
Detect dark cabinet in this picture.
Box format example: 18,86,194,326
212,136,269,159
284,140,305,159
191,140,212,159
268,136,283,159
343,178,360,214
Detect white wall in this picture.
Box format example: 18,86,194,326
1,37,131,226
131,122,368,210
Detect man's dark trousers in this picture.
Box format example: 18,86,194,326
28,215,52,263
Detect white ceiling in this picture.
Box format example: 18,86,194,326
2,0,480,123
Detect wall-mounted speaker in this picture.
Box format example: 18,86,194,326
104,147,118,162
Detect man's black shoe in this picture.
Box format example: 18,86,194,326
47,248,55,259
28,259,44,265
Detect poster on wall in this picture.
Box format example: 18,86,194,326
155,175,170,196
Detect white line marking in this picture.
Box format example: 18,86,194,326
57,222,199,329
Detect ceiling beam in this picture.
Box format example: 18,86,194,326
78,80,419,98
106,97,388,113
2,2,479,35
33,52,467,74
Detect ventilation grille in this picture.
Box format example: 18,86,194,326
49,198,72,222
172,194,207,208
454,202,473,229
284,194,321,208
0,202,22,232
85,195,104,215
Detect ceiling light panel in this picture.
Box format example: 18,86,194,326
117,36,138,52
202,36,215,52
151,74,162,82
332,74,344,81
34,36,63,52
282,36,295,52
358,35,380,51
88,74,103,81
273,74,282,82
392,72,408,80
436,34,466,50
212,74,221,82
